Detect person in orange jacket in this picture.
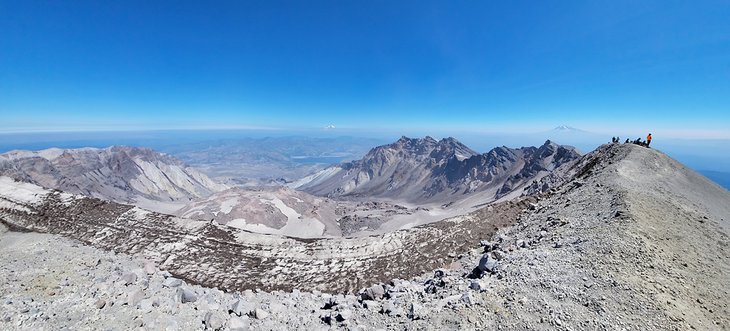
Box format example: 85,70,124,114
646,133,652,147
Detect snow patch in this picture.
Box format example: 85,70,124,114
219,197,239,214
224,198,327,238
0,176,49,205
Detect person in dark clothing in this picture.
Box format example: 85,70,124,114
625,138,630,143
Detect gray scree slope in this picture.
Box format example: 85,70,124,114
1,143,729,330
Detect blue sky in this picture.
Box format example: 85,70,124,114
1,1,730,137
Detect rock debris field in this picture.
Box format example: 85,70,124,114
1,143,729,330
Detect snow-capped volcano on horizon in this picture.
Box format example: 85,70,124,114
551,125,585,132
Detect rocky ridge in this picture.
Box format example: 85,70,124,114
2,143,729,330
294,136,580,205
0,146,227,214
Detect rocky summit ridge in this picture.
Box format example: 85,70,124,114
1,142,729,330
295,136,580,204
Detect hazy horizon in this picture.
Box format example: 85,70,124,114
1,127,728,190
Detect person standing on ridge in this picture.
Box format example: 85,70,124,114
647,133,652,147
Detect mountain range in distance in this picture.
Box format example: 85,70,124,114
2,140,729,330
1,126,727,190
293,136,579,204
2,133,730,329
0,131,727,238
0,146,226,214
0,136,582,238
2,131,728,239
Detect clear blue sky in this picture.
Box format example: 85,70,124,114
2,1,729,137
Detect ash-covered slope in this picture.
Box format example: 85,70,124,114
174,186,444,238
175,187,344,238
0,146,227,213
472,142,730,330
0,175,530,294
2,143,729,330
294,136,580,204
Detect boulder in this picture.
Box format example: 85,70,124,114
408,302,423,320
380,302,403,316
478,254,499,273
322,296,338,310
138,298,156,313
337,309,353,322
480,240,493,252
461,292,475,305
228,316,250,331
231,299,255,317
362,284,385,301
121,272,137,285
143,262,156,275
162,277,183,288
127,289,144,306
380,302,395,315
424,277,446,294
175,287,197,304
253,308,269,320
204,311,225,330
364,301,381,312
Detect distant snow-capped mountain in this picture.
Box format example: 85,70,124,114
293,136,580,204
552,125,585,132
0,146,227,213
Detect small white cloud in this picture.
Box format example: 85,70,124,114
324,124,336,130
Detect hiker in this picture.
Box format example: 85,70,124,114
625,138,630,144
646,133,652,147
